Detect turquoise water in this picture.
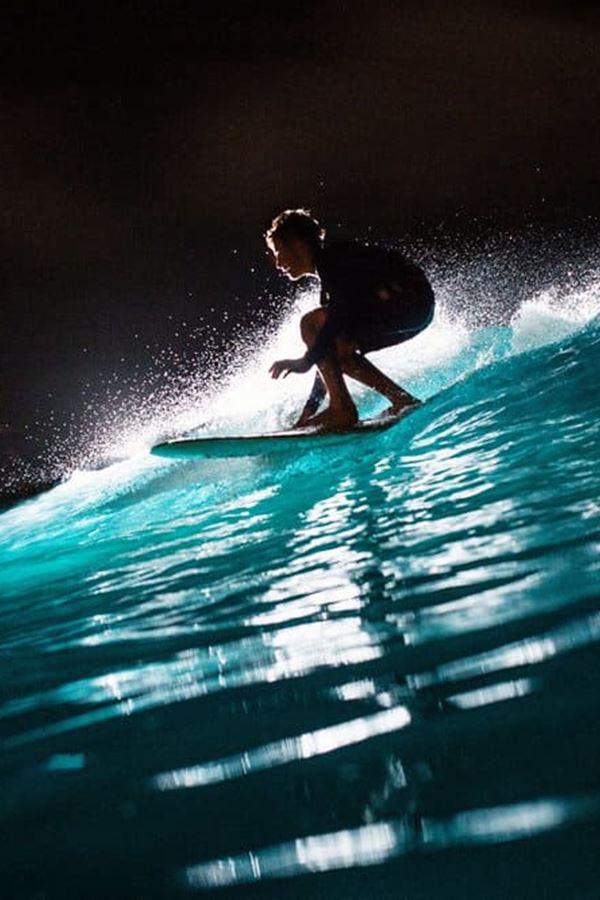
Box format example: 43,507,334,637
1,291,600,898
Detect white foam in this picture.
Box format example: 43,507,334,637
511,275,600,353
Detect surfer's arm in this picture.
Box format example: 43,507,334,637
270,308,340,378
294,373,326,427
269,356,311,378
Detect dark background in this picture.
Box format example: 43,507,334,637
2,0,599,495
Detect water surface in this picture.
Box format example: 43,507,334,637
1,291,599,899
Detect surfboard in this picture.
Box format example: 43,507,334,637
151,405,420,460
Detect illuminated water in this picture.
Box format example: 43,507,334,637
1,281,600,898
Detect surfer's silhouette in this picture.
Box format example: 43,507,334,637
266,208,435,429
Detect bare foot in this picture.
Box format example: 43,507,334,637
292,413,313,429
382,397,422,418
305,405,359,431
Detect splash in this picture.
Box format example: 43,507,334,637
4,229,600,506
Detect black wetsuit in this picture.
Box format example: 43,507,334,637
302,240,435,414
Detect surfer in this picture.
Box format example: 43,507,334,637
266,208,435,429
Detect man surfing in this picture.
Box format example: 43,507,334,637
266,208,435,430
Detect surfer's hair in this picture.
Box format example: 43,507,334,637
265,208,326,253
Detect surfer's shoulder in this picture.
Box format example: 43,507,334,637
316,240,372,272
317,240,413,277
319,239,367,259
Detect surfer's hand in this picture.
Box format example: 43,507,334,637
269,357,310,379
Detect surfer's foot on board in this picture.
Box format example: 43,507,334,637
383,396,422,418
303,405,359,431
377,382,422,418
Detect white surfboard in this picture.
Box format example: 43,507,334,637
151,405,421,460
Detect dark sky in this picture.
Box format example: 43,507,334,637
2,0,600,483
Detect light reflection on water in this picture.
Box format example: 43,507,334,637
152,705,411,791
181,794,600,890
0,621,385,748
446,677,537,710
409,610,600,689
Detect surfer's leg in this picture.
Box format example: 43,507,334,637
335,276,433,412
335,288,435,413
300,310,358,428
340,350,419,412
313,357,359,427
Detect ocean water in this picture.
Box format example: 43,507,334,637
1,281,600,899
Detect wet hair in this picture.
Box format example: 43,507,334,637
264,208,326,253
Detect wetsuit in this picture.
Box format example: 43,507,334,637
302,240,435,414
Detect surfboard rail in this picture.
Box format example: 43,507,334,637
151,406,420,460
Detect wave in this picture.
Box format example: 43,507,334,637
0,276,599,899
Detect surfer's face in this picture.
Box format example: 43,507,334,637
271,236,315,280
